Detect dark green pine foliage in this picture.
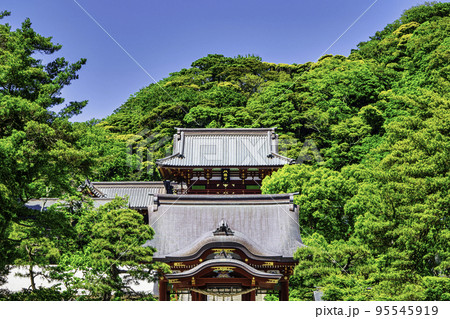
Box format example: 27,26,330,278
0,11,92,290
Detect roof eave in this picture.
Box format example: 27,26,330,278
155,153,182,165
156,164,289,168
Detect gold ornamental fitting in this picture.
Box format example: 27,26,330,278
212,266,235,272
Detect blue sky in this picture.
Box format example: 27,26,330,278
1,0,441,122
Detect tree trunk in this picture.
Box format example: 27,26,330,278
102,291,111,301
29,264,36,291
110,264,121,300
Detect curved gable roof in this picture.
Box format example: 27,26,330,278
165,259,282,280
146,194,304,261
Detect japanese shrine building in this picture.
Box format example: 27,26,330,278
156,128,295,195
148,128,304,301
27,128,304,301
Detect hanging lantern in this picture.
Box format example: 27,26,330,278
186,169,193,180
239,169,248,181
221,168,230,183
258,169,266,180
204,169,212,184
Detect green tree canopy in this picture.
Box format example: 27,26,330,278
0,11,90,285
69,197,158,301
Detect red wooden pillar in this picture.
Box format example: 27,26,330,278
191,291,205,301
242,288,255,301
279,279,289,301
249,289,256,301
159,279,168,301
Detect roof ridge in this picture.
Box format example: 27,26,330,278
176,127,277,131
175,128,277,135
92,181,165,184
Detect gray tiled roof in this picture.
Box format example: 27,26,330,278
25,198,114,211
92,181,166,208
26,181,167,211
156,128,294,167
146,194,304,261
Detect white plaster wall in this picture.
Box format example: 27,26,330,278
2,266,158,296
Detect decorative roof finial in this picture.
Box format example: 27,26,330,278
213,219,234,236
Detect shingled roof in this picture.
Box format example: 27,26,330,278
27,181,168,211
146,193,304,262
156,128,294,167
25,198,114,211
90,181,166,208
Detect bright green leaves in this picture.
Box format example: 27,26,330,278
282,87,449,300
94,54,307,181
73,121,138,181
246,82,300,131
72,197,156,300
8,200,75,290
400,2,450,25
0,12,90,289
0,17,78,105
262,10,450,296
298,55,384,115
0,12,90,198
262,165,358,241
353,6,450,95
292,233,376,301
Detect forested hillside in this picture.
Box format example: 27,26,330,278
262,3,450,300
0,2,449,300
86,2,450,300
84,3,450,180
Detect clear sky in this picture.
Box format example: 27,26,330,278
1,0,442,122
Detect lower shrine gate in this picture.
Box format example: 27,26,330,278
148,193,302,301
